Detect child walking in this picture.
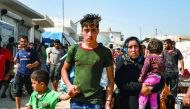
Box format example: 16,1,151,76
138,38,165,109
26,70,79,109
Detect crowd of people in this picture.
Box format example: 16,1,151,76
0,13,190,109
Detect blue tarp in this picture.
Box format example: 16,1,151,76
43,32,77,45
43,32,62,41
42,32,63,45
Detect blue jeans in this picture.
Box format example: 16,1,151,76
70,100,102,109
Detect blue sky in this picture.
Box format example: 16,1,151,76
18,0,190,38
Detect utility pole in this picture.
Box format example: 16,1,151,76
139,27,142,40
62,0,64,33
62,0,68,44
155,28,157,36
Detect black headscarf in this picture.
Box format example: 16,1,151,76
122,36,144,63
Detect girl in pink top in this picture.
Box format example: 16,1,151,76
138,38,165,109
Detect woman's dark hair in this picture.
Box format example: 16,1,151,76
31,70,49,85
147,38,163,54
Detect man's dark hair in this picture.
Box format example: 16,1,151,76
50,43,54,47
54,39,61,44
148,38,163,54
8,37,14,43
109,44,113,49
19,35,28,41
116,48,121,51
164,39,172,45
99,42,103,46
141,44,146,49
31,70,49,85
0,36,1,42
29,42,34,46
80,13,101,28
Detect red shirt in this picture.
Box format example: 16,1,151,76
0,48,12,81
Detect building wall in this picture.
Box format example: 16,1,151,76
176,41,190,71
0,4,33,27
1,15,17,44
44,17,77,45
0,2,46,45
98,30,124,48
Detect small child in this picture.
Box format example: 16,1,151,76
138,38,165,109
26,70,79,109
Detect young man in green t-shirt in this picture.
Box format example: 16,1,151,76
61,13,114,109
26,70,79,109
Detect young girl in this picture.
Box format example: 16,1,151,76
138,38,165,109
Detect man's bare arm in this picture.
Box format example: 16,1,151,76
105,64,114,108
4,61,14,81
61,61,78,96
179,59,184,74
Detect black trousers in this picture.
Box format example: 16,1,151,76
14,72,33,97
164,75,178,97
